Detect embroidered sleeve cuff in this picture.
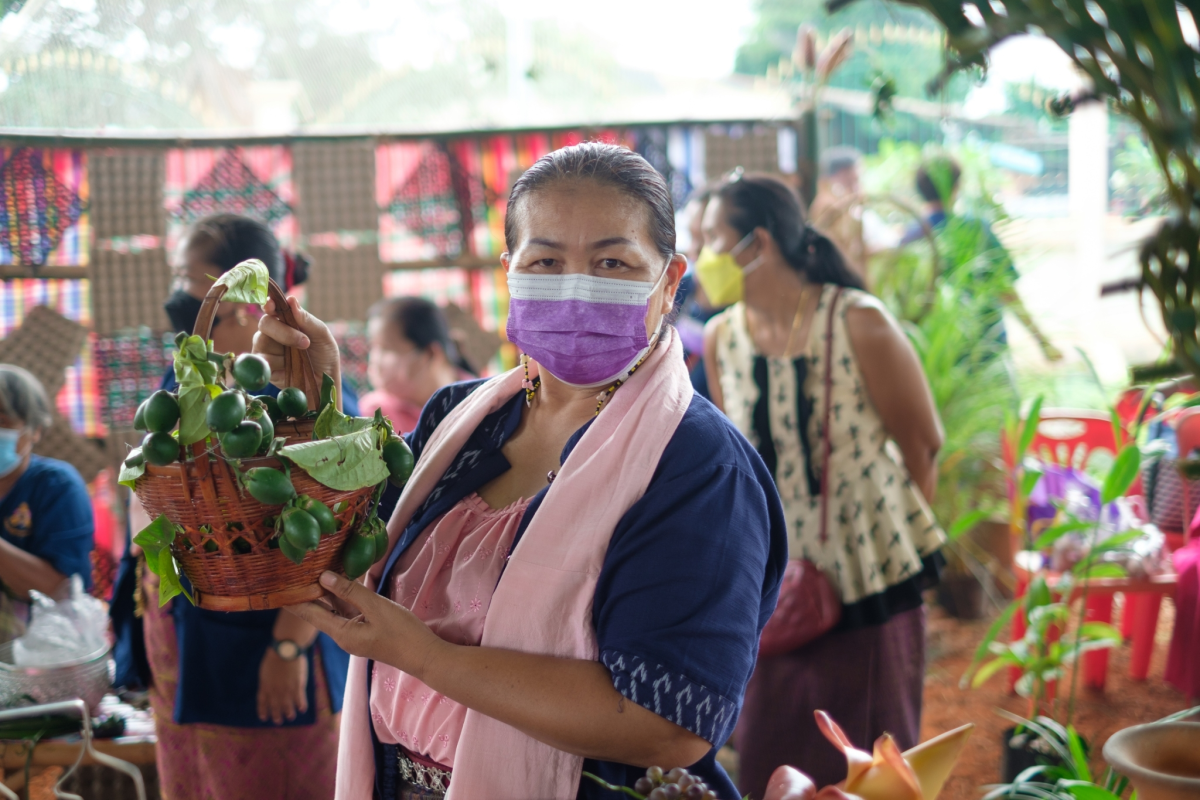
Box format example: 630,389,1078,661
600,649,738,746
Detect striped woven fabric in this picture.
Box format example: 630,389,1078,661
374,126,694,264
0,147,90,267
164,145,297,254
0,278,103,437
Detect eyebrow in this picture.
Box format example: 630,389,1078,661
525,236,636,250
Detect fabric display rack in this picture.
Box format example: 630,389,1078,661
0,122,796,552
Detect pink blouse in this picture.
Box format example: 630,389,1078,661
369,492,529,766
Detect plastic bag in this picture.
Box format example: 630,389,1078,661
11,575,108,666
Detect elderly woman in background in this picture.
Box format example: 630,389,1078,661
254,142,788,800
0,365,94,642
700,174,945,797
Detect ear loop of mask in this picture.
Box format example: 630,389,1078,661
732,231,766,277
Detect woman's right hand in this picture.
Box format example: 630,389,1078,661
253,296,342,389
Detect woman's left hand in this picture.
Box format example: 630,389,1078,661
288,572,444,677
257,648,309,725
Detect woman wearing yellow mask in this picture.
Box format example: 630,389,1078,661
700,173,946,798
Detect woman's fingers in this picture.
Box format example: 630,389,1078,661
252,296,341,388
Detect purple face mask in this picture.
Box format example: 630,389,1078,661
506,269,667,387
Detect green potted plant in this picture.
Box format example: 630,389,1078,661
962,401,1142,780
984,706,1200,800
867,151,1017,616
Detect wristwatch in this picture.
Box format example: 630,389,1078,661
271,638,309,661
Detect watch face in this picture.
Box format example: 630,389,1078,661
276,640,300,660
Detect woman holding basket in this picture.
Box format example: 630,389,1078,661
113,215,352,800
253,143,788,800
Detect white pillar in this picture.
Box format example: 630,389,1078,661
1068,99,1108,270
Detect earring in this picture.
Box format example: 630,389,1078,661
521,354,540,407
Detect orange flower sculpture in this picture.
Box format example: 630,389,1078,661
763,712,974,800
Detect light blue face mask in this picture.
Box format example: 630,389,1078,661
0,428,23,478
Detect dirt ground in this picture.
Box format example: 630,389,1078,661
923,596,1195,800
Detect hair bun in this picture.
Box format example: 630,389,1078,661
283,251,311,289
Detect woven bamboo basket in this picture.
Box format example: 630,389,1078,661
134,279,376,611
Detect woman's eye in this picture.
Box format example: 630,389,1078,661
601,258,624,269
538,258,556,268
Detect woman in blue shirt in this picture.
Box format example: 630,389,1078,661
0,365,94,642
113,214,352,800
254,144,788,800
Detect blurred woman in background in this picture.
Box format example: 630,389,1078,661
700,174,945,796
360,297,473,435
113,213,351,800
0,365,93,642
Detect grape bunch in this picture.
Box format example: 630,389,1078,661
633,766,719,800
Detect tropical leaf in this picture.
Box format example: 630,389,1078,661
1018,396,1045,463
134,515,192,606
118,448,145,490
213,258,271,304
1101,444,1141,504
312,403,375,440
1058,782,1120,800
961,600,1019,687
1033,520,1093,550
1020,467,1044,501
1082,563,1126,580
948,509,990,540
279,427,389,491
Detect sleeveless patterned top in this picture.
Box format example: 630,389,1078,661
707,284,944,604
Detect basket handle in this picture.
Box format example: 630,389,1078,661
193,278,321,410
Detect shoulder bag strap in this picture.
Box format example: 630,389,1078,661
820,287,845,545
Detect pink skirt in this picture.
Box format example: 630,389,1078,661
142,571,340,800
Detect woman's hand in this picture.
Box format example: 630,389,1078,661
257,648,309,725
253,296,342,390
287,572,444,677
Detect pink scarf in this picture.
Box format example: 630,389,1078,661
336,328,693,800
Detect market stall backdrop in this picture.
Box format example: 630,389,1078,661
0,122,787,491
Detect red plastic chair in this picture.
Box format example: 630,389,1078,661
1005,410,1140,692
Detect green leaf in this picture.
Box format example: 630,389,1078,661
213,258,271,304
319,373,336,415
1018,396,1045,463
971,655,1017,688
1066,728,1091,782
1021,463,1044,499
1078,622,1123,642
948,509,989,540
1090,529,1145,555
1058,782,1121,800
1033,520,1093,550
1082,563,1126,580
118,448,145,490
312,403,376,440
279,427,390,491
156,547,184,606
133,514,174,562
961,601,1019,687
1101,444,1141,504
177,381,214,446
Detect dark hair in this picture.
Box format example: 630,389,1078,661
819,146,862,178
367,297,475,376
504,142,676,260
915,158,962,203
0,365,53,433
186,213,289,287
712,173,865,290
